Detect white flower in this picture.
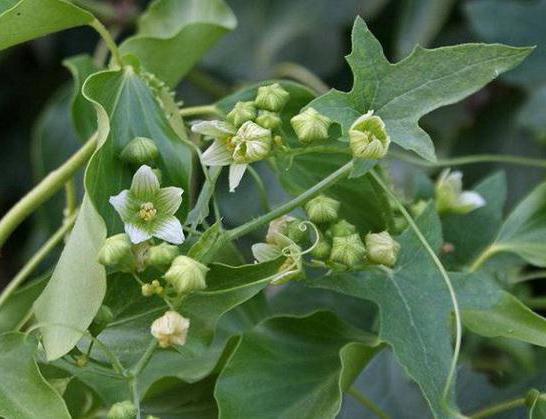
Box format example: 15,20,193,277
109,165,185,244
435,169,486,215
151,311,190,348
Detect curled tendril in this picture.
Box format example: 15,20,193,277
280,221,320,258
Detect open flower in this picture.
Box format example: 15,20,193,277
435,169,486,215
192,120,272,192
109,165,184,244
151,311,190,348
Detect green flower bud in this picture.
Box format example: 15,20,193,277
365,231,400,267
329,219,356,238
141,283,154,297
256,110,282,129
330,234,366,267
227,101,257,128
411,200,428,218
435,169,486,215
304,195,340,224
285,219,309,244
75,355,88,368
231,121,272,163
349,111,390,160
254,83,290,111
148,243,179,266
97,234,135,272
164,256,208,295
290,107,332,144
120,137,159,166
310,233,331,260
107,401,137,419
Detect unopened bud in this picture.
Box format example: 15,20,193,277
330,234,366,267
97,234,135,272
75,355,88,368
120,137,159,166
164,256,208,295
285,219,309,244
311,233,331,260
329,219,356,238
227,101,256,128
107,401,137,419
256,110,282,130
365,231,400,267
254,83,290,112
290,107,332,143
266,215,295,245
231,121,272,163
151,310,190,348
141,283,154,297
304,195,340,224
349,111,390,160
148,243,179,266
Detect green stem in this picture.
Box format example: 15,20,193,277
515,270,546,283
274,62,330,94
0,135,96,250
370,169,462,401
0,212,78,308
468,397,526,419
64,179,78,219
130,378,141,419
130,339,157,377
469,245,501,272
283,145,351,157
179,105,222,118
390,150,546,170
89,19,123,67
247,165,271,212
226,161,353,241
523,297,546,310
347,386,390,419
73,0,118,20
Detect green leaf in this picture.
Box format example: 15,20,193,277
0,274,47,332
119,0,236,87
395,0,456,59
487,182,546,267
310,17,532,161
215,311,381,419
530,395,546,419
519,85,546,141
83,66,194,230
0,0,94,51
0,333,70,419
187,221,223,263
63,54,100,141
34,196,107,360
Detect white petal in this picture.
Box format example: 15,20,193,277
156,187,183,216
109,190,133,220
201,140,233,167
252,243,282,263
125,223,152,244
229,163,247,192
131,165,160,201
154,216,185,244
458,191,486,210
191,120,235,139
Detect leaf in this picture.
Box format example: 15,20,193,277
34,196,107,360
187,166,222,229
187,221,223,263
441,172,507,269
215,311,381,419
0,333,70,419
530,396,546,419
119,0,236,87
309,17,532,161
83,66,194,230
0,274,47,332
488,182,546,267
63,54,100,141
0,0,94,51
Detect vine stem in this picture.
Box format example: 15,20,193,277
390,150,546,170
369,169,462,401
179,104,222,118
0,212,78,308
0,135,96,250
226,161,354,241
89,19,123,67
469,244,502,272
130,339,158,377
274,62,330,94
467,397,526,418
347,386,390,419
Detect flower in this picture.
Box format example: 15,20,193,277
365,231,400,267
254,83,290,111
194,120,272,192
151,311,190,348
227,101,256,127
290,107,332,143
109,165,184,244
349,111,390,159
435,169,486,215
266,215,296,245
164,256,208,294
304,195,341,223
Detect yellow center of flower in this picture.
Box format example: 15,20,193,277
138,202,157,222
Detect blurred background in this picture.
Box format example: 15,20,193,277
1,0,545,289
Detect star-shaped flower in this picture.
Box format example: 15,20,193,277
109,165,185,244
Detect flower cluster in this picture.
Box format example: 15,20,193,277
192,83,290,192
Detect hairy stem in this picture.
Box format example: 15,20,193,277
370,169,462,401
347,386,390,419
0,212,78,309
226,161,353,241
130,339,158,377
0,135,96,250
179,104,222,118
274,62,330,94
468,397,526,418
